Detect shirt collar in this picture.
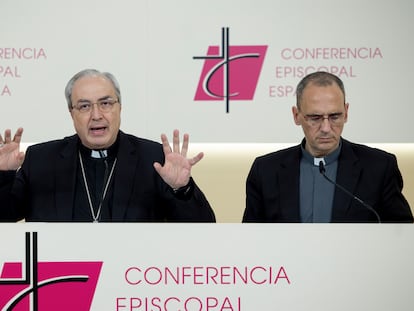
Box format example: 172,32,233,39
78,133,120,159
300,138,342,166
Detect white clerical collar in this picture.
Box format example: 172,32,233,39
91,150,107,158
314,157,325,166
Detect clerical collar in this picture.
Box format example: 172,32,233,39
78,134,120,159
300,139,342,166
90,150,107,159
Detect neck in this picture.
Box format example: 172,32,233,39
79,135,119,159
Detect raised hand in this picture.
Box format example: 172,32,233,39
0,128,26,170
153,129,203,189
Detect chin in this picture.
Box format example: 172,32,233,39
85,140,109,150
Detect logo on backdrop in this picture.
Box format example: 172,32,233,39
193,27,267,113
0,232,102,311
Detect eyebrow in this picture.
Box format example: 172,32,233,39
77,96,113,103
306,112,343,116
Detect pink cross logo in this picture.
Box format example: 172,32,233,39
194,27,267,113
0,232,102,311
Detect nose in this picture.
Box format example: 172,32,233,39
319,117,331,132
90,103,103,119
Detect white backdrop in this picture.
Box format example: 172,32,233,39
1,0,413,143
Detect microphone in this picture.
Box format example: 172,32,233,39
318,161,381,223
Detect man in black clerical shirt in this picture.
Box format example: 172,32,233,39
0,69,215,222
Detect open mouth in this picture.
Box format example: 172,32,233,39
89,126,107,135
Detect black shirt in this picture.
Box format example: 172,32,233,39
72,139,119,222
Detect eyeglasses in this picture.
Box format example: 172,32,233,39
302,112,345,127
72,98,118,113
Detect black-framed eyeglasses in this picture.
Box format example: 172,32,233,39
72,98,119,113
302,112,345,127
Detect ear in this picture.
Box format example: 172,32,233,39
344,103,349,123
292,106,301,125
69,109,74,119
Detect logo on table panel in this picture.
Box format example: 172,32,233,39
193,27,267,113
0,232,102,311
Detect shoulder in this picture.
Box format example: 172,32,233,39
26,135,77,153
247,144,301,177
343,139,396,162
119,131,163,161
254,144,301,165
119,131,161,150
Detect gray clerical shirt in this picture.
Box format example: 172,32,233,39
299,142,341,223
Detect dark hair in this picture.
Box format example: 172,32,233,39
65,69,121,110
296,71,346,110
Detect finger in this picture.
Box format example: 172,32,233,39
153,162,162,174
190,152,204,166
172,129,180,153
160,133,171,154
4,129,12,143
13,127,24,144
181,133,189,157
0,129,8,143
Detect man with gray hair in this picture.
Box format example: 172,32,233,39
0,69,215,222
243,71,412,223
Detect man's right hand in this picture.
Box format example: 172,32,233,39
0,128,26,170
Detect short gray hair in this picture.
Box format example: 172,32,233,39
65,69,121,110
296,71,346,110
